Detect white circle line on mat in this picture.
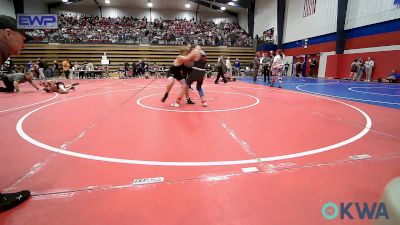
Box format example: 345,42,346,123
136,91,260,113
16,86,372,166
0,92,58,113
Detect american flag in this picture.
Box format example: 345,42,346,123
303,0,317,17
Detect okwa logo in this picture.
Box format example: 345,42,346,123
322,202,390,220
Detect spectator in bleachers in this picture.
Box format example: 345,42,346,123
25,15,251,47
25,60,33,73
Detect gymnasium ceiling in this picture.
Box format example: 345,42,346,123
31,0,249,16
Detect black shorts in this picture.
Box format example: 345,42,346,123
186,70,205,86
168,72,184,81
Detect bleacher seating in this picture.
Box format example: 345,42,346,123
11,43,255,74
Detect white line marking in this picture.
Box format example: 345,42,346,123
137,91,260,113
16,86,372,166
348,87,400,97
32,192,75,200
297,84,400,105
349,154,372,160
241,167,259,173
0,92,58,113
221,123,258,158
4,163,44,192
202,175,232,182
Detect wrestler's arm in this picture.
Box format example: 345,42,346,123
13,81,20,92
177,49,201,64
29,80,40,90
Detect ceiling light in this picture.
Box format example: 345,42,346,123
185,3,191,8
62,0,68,2
228,2,235,6
147,2,153,7
221,6,226,10
105,0,110,4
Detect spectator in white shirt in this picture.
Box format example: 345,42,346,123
364,57,375,82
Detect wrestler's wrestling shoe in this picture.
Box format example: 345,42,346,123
0,190,31,212
171,102,180,107
186,98,195,104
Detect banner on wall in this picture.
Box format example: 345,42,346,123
17,14,58,29
395,0,400,7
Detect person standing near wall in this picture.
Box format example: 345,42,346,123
295,59,303,77
355,58,365,81
349,59,358,80
309,57,318,78
364,57,375,82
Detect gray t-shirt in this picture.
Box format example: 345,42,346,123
7,73,31,83
216,56,225,67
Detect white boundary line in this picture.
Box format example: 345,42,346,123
0,92,59,113
15,86,373,166
348,87,400,97
297,84,400,106
137,91,260,113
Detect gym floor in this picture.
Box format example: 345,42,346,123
0,77,399,224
